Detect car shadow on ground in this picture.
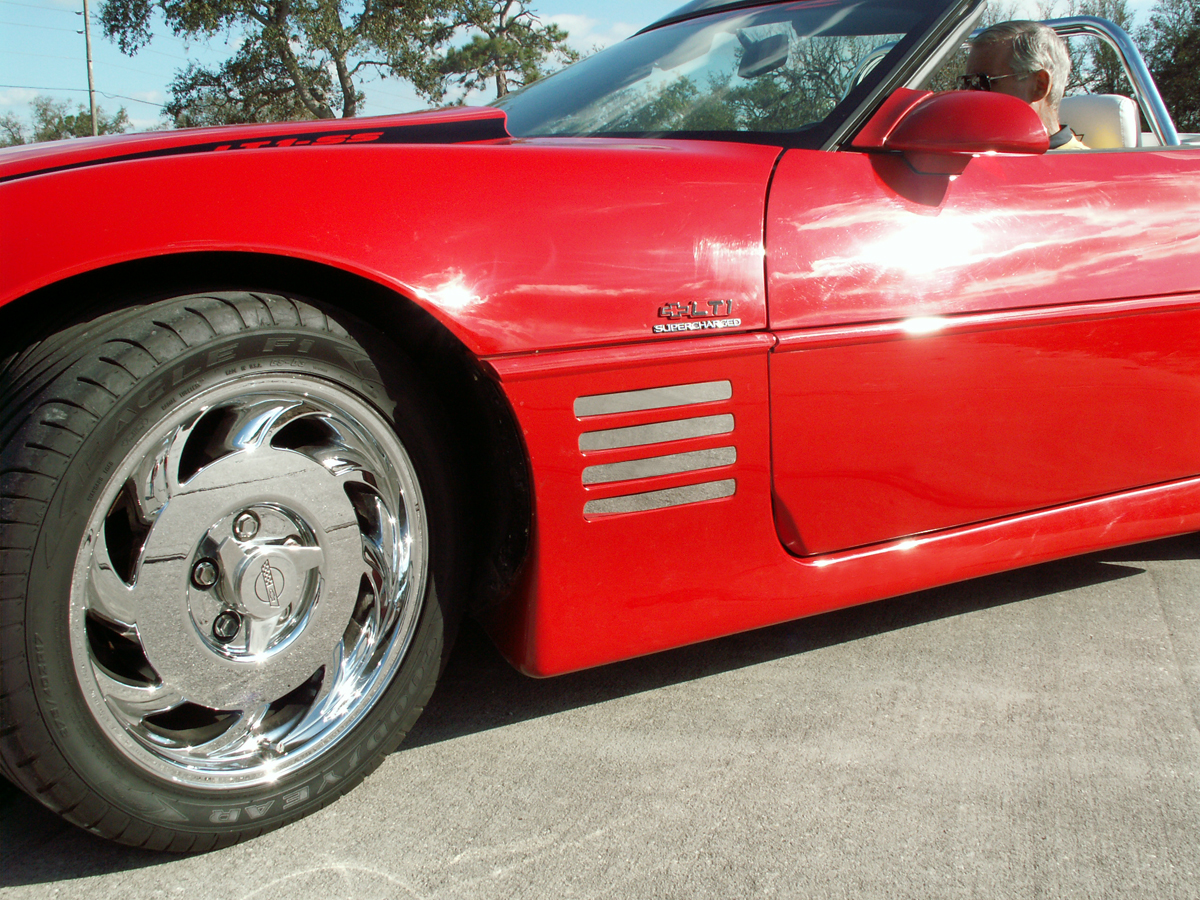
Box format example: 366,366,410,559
406,542,1179,748
3,533,1194,887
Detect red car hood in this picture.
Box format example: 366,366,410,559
0,106,509,183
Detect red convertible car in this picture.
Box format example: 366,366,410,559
1,0,1197,851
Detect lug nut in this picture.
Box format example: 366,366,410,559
191,559,219,589
212,610,242,644
233,511,260,541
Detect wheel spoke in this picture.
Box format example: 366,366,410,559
124,420,201,522
363,563,387,639
222,398,308,452
350,485,408,575
311,643,346,710
193,701,271,758
361,530,409,619
278,647,348,752
302,442,376,482
87,530,140,631
93,668,185,718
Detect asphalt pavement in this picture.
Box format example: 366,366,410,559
3,534,1199,899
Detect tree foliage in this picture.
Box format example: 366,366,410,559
99,0,576,126
426,1,578,100
1066,0,1136,95
163,36,343,126
1140,0,1200,131
0,96,129,146
100,0,456,123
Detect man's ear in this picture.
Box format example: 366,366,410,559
1030,68,1052,103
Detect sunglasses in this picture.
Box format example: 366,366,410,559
956,71,1028,91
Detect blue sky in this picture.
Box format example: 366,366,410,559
0,0,1161,134
0,0,681,131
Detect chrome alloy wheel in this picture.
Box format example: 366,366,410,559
68,375,426,788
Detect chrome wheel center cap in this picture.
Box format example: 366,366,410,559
124,449,358,711
216,526,326,624
238,551,297,619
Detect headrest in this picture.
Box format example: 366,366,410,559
1059,94,1139,149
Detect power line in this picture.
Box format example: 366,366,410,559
3,50,83,63
0,18,82,33
143,46,199,63
5,47,170,79
100,91,165,109
0,83,87,91
0,83,166,108
0,15,227,63
0,0,77,11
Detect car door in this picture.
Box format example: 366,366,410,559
766,141,1200,556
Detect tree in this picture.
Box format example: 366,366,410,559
0,113,25,147
1140,0,1200,131
0,96,130,146
100,0,456,123
99,0,576,126
426,1,578,100
163,37,342,126
1065,0,1136,96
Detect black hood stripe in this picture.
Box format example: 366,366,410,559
1,115,509,184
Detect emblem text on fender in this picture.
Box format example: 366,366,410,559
654,300,741,334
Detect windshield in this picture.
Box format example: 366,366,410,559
497,0,951,144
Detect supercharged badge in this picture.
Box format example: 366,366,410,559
654,300,741,334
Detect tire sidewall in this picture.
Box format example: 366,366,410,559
21,311,451,837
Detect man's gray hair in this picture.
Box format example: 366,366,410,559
971,20,1072,111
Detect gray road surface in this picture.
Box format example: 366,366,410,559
3,534,1199,899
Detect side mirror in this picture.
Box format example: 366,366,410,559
854,89,1050,174
737,32,789,78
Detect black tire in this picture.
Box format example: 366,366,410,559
0,291,459,851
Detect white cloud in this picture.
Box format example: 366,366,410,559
128,90,165,105
0,88,40,110
549,14,639,53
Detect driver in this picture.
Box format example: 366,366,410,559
959,20,1088,150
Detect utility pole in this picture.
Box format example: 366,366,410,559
82,0,98,136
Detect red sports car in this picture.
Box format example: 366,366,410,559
1,0,1196,851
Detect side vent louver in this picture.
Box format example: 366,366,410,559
576,380,737,516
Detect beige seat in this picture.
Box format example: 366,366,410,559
1059,94,1140,148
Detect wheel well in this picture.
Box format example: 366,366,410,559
0,251,532,614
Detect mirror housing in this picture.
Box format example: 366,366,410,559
737,32,789,78
855,89,1050,175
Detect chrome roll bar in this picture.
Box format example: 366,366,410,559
1043,16,1179,147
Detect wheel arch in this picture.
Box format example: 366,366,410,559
0,250,532,616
